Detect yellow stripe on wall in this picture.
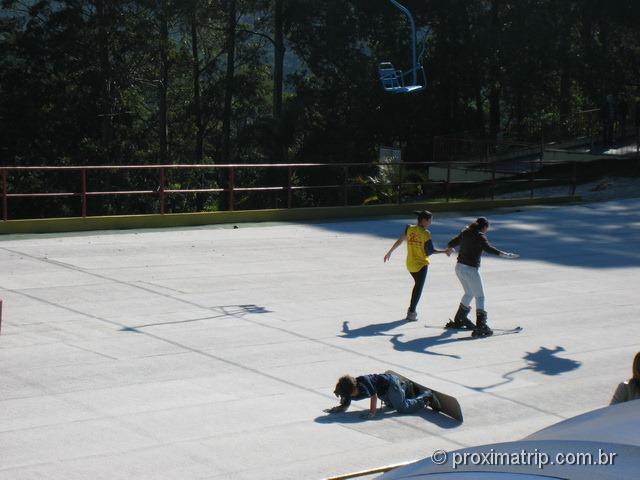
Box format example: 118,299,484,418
0,196,578,235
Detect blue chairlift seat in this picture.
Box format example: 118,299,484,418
378,62,425,94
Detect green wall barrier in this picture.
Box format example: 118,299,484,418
0,196,578,235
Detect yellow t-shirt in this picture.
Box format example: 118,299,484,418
405,224,431,272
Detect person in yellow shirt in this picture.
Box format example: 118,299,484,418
384,210,447,321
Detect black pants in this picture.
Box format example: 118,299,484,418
408,266,428,312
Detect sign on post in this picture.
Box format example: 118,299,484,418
379,146,402,180
379,146,402,164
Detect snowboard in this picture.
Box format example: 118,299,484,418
386,370,463,422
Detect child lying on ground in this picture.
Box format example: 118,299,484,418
324,372,440,418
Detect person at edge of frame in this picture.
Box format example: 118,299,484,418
610,352,640,405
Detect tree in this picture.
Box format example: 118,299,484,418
157,0,170,163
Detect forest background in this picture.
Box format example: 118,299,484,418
1,0,639,215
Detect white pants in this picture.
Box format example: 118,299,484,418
455,262,485,311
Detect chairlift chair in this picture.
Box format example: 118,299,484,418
378,62,425,94
378,0,426,94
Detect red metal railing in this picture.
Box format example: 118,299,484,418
0,160,578,221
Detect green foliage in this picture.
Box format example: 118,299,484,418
1,0,639,217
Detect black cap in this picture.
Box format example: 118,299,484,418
476,217,489,228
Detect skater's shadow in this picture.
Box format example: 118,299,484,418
314,408,460,429
120,303,271,331
308,200,640,269
476,346,581,391
385,331,462,359
524,346,581,375
340,319,408,339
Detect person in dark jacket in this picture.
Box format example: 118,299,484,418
324,373,440,418
444,217,515,336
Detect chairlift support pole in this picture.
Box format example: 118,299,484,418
389,0,418,86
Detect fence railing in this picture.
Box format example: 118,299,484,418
433,109,603,163
0,160,579,221
509,108,601,145
432,137,540,164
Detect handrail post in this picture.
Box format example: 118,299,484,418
159,167,165,214
2,169,7,221
81,169,87,217
228,166,235,211
571,161,577,196
287,166,293,208
343,165,349,206
445,162,450,202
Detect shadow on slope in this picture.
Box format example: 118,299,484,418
306,198,640,269
314,406,460,429
475,346,582,391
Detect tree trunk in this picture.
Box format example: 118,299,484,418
488,0,502,138
96,0,113,159
222,0,236,164
219,0,236,210
158,0,169,164
474,81,484,131
598,17,612,92
191,8,203,162
273,0,286,163
558,6,573,117
273,0,284,121
559,72,571,117
489,82,501,136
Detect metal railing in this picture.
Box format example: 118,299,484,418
433,109,603,163
509,108,601,145
433,137,540,164
0,160,579,221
